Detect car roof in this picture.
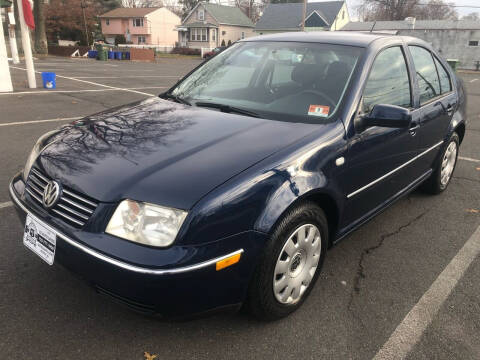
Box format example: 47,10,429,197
242,31,409,48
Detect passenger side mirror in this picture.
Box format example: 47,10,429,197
360,104,412,130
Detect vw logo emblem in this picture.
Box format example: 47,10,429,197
43,180,61,209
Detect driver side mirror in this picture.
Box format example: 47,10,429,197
360,104,412,131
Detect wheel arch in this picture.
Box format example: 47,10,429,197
260,189,341,247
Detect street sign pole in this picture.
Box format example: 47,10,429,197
0,8,14,92
16,0,36,88
7,4,20,64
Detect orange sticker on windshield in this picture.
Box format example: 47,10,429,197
308,105,330,117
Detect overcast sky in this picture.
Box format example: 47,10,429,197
311,0,480,20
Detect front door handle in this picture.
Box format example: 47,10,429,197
409,122,420,136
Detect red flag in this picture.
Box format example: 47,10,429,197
22,0,35,30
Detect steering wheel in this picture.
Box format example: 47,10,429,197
300,90,336,109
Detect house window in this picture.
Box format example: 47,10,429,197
106,19,110,26
469,40,479,47
198,9,204,21
342,10,345,20
138,36,146,44
211,29,216,41
190,28,207,41
241,32,245,39
133,18,144,27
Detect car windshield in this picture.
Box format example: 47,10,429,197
170,41,363,122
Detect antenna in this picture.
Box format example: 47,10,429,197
370,21,376,32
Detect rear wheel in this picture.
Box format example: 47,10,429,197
246,202,328,320
422,132,459,194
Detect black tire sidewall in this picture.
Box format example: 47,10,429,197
247,202,328,320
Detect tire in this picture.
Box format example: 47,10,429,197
246,202,328,320
421,132,459,194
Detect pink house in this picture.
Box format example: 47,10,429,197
100,7,181,46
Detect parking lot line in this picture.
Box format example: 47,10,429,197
0,87,166,96
0,201,13,209
459,156,480,163
10,66,155,97
0,116,82,127
373,225,480,360
73,75,179,79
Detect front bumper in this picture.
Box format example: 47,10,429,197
9,174,267,317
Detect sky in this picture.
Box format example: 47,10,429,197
311,0,480,20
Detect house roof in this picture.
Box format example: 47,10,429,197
255,1,344,31
99,7,160,18
200,3,254,27
342,20,480,31
183,3,254,27
182,22,218,28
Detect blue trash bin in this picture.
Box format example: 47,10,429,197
41,72,56,89
115,51,122,60
125,51,130,60
108,51,114,60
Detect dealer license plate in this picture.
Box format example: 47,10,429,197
23,214,56,265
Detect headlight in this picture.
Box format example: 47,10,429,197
23,140,42,181
105,199,188,247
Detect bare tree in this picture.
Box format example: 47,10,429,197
358,0,457,21
34,0,48,54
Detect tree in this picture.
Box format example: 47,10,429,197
269,0,302,3
358,0,457,21
179,0,204,18
462,12,479,21
45,0,110,45
34,0,48,54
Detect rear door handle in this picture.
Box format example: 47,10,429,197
446,104,455,116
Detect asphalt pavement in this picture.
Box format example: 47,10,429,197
0,57,479,360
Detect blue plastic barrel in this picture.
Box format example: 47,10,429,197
88,50,97,58
125,52,130,60
108,51,114,60
41,72,56,89
115,51,122,60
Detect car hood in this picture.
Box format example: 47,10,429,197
36,97,320,209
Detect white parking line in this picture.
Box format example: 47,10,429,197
0,87,166,96
459,156,480,163
0,117,82,127
469,78,478,83
10,66,154,97
0,201,13,209
373,225,480,360
73,75,179,79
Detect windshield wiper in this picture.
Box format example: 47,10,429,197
160,93,191,106
195,102,262,118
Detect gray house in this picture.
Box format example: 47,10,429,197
254,1,350,34
341,20,480,70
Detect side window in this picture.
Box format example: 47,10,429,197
362,46,411,114
434,57,452,94
409,46,441,105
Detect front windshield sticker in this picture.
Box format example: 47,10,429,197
308,105,330,117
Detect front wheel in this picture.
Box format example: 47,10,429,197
246,202,328,320
422,132,459,194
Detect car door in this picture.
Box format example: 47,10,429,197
407,46,456,172
340,45,424,228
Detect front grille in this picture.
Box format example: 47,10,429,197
25,168,99,228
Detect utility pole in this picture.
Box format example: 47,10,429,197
0,7,14,92
81,0,90,47
16,0,36,88
7,4,19,63
301,0,307,31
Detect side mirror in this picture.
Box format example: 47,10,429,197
361,104,412,130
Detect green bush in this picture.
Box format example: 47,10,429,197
170,47,201,55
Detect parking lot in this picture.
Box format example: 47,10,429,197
0,57,479,360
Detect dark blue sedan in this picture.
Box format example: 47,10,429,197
10,32,466,320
